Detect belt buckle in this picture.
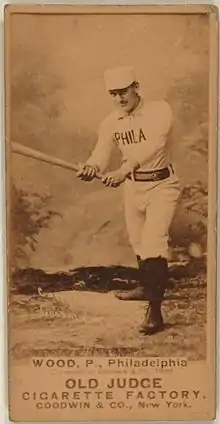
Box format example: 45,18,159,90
151,172,158,181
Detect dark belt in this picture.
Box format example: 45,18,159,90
127,165,173,182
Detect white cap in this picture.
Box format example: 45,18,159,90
104,66,136,91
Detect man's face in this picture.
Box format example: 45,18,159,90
109,83,139,113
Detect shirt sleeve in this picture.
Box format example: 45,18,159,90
120,157,140,175
86,119,114,173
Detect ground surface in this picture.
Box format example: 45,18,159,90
10,264,206,361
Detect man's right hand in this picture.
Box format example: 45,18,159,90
76,164,97,181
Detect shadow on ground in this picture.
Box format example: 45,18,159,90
11,258,206,295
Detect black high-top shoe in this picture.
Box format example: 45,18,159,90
138,257,168,335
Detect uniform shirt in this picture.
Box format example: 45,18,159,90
86,98,172,174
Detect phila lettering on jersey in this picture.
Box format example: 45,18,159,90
86,99,172,173
114,127,147,146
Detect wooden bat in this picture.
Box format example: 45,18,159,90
11,141,102,179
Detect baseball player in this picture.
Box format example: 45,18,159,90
77,66,181,335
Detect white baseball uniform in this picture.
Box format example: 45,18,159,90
86,98,181,260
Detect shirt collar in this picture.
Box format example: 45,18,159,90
117,97,145,120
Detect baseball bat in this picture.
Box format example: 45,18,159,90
11,141,102,179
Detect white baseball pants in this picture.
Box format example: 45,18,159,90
123,173,181,260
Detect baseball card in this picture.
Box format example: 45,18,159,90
5,4,218,421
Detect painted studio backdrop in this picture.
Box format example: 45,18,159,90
10,13,208,359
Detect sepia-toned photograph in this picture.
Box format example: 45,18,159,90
6,5,217,422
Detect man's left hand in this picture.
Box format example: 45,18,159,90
101,169,127,188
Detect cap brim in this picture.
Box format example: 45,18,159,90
107,81,135,91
